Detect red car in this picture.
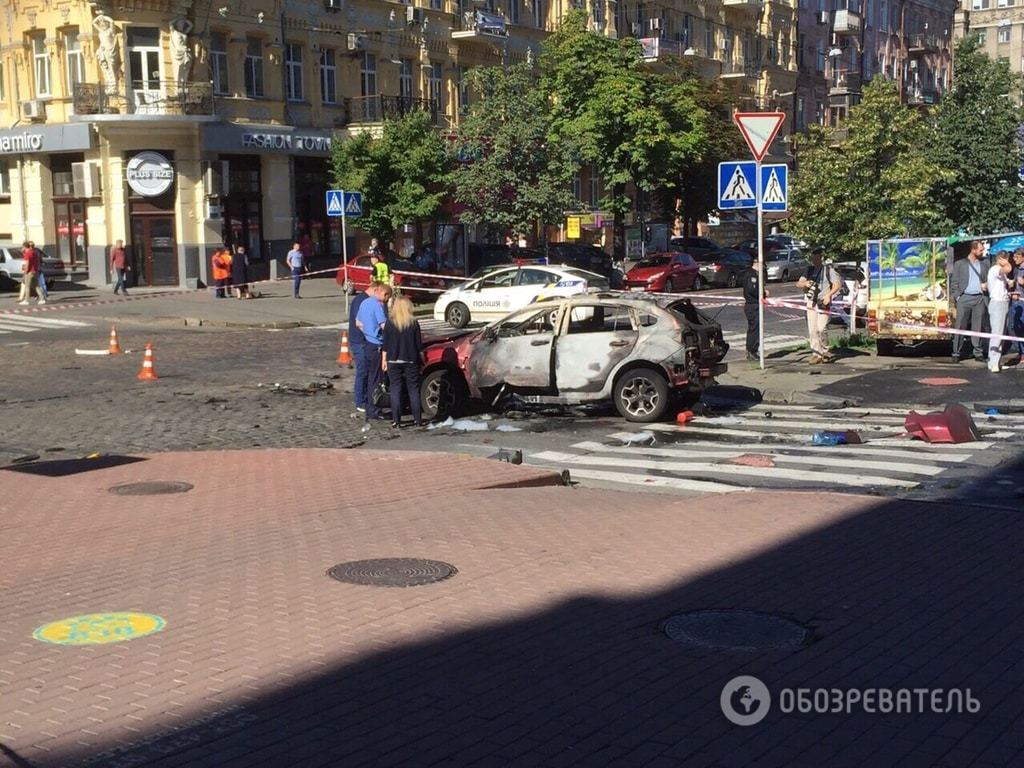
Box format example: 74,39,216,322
336,254,447,304
623,252,700,293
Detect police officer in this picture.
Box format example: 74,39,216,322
742,258,769,361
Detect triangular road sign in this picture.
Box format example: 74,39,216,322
345,194,362,215
326,191,343,216
723,166,755,202
762,169,785,204
734,112,786,162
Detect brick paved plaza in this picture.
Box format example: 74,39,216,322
1,447,1021,767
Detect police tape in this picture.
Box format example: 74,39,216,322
891,321,1024,346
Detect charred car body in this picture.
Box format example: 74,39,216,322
416,292,728,423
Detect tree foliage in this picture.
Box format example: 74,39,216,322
789,79,951,259
928,35,1024,234
449,61,577,239
330,111,450,243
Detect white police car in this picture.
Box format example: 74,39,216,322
434,265,609,328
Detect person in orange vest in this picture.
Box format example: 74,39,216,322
211,245,232,298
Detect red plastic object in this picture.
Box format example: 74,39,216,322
676,410,694,424
904,403,980,444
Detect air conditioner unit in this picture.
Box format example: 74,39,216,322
21,100,45,121
818,11,830,25
649,18,661,31
631,22,642,36
204,161,230,197
720,38,730,50
325,0,342,11
72,161,101,198
407,6,425,24
347,33,364,51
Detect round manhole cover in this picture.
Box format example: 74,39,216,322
327,558,457,587
109,481,194,496
664,610,808,651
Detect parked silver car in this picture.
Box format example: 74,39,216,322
765,246,808,282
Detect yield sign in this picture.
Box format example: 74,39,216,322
734,112,786,162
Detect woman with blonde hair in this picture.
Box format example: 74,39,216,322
381,295,425,427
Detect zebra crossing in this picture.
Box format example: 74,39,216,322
0,314,91,334
519,403,1024,495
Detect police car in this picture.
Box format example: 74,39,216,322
434,265,609,328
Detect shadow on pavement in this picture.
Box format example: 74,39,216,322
40,483,1024,768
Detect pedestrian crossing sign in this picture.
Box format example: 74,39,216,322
760,164,788,212
718,161,757,210
326,190,344,217
343,191,363,217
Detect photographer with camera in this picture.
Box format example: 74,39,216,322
797,247,843,365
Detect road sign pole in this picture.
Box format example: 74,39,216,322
341,189,350,318
756,161,765,371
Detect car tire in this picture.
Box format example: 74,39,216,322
692,275,705,291
667,277,678,293
341,280,355,296
613,367,670,423
726,272,739,289
445,302,470,329
781,269,789,281
420,368,467,420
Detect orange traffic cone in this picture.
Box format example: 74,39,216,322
108,326,123,355
137,343,159,381
337,329,353,367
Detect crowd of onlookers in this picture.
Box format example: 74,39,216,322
952,242,1024,372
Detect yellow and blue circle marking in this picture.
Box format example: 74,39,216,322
33,612,166,645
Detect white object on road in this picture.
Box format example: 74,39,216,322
74,349,111,356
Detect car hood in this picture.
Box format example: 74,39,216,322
625,266,670,280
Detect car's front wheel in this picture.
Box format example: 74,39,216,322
726,272,739,289
692,275,705,291
667,277,678,293
781,269,789,281
614,367,670,423
420,368,466,420
445,302,470,329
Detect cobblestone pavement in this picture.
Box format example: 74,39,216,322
0,325,376,462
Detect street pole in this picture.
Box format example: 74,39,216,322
756,161,765,371
342,190,350,318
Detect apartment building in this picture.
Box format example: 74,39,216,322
953,0,1024,80
0,0,797,288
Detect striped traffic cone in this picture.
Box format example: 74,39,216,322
137,343,159,381
108,326,123,355
337,329,353,367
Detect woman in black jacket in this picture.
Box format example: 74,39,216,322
381,295,425,427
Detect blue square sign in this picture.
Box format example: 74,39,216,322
760,165,788,212
326,190,363,217
718,162,757,210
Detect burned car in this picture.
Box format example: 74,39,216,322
418,292,728,423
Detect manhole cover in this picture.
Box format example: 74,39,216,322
109,481,194,496
327,558,457,587
664,610,808,651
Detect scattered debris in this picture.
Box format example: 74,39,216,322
985,408,1000,416
700,416,746,425
267,382,335,395
495,424,523,432
724,454,776,468
811,431,863,446
205,397,228,405
317,372,342,380
490,448,523,465
615,431,655,446
905,403,979,444
449,418,490,431
676,410,694,424
74,349,110,356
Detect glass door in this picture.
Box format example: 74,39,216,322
54,200,89,267
127,27,162,114
132,216,178,285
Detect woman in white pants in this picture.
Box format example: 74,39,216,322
987,252,1013,372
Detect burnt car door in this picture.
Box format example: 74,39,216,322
465,305,558,390
554,303,639,394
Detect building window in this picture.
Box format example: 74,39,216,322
361,52,377,119
320,49,337,104
0,57,6,102
428,61,445,116
977,29,987,45
591,0,602,28
0,160,10,197
796,96,806,131
210,32,229,95
532,0,544,29
998,0,1013,6
399,58,414,99
705,24,714,56
286,43,303,101
32,34,51,97
245,37,264,97
972,0,989,8
588,166,600,207
571,173,581,204
457,66,469,114
430,0,442,8
998,26,1012,43
64,30,84,93
507,0,520,24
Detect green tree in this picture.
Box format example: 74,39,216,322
449,60,577,240
928,35,1024,233
330,110,450,245
789,79,950,259
541,10,708,258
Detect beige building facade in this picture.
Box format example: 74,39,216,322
0,0,797,287
953,0,1024,79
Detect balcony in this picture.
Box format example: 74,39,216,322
907,34,940,54
719,59,762,81
722,0,763,14
829,71,862,95
833,9,862,36
907,88,940,107
451,9,509,39
342,95,440,126
72,81,214,117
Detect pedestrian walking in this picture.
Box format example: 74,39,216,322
32,242,49,302
17,241,45,306
950,240,991,363
349,281,381,414
211,246,231,298
232,244,251,299
986,252,1013,373
287,240,305,298
111,239,130,295
1009,248,1024,366
796,247,841,364
355,283,393,426
741,260,769,362
382,295,425,428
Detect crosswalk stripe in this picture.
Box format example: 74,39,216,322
0,321,39,332
664,415,1021,436
0,315,91,327
570,441,946,476
746,403,1024,426
531,450,921,489
641,423,1003,448
549,467,747,494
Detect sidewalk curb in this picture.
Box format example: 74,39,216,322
100,315,314,330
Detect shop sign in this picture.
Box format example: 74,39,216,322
566,217,581,240
240,133,332,152
73,222,85,235
58,222,70,235
0,132,44,154
0,124,94,156
126,151,174,197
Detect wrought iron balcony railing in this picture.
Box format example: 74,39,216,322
342,95,440,126
73,81,214,116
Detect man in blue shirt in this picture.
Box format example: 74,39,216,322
348,282,381,414
286,241,304,298
355,283,392,423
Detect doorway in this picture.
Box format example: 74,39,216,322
131,216,178,285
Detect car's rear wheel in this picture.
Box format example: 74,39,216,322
614,367,670,423
692,275,705,291
667,277,678,293
726,272,739,289
781,269,789,281
420,368,466,420
445,302,470,329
